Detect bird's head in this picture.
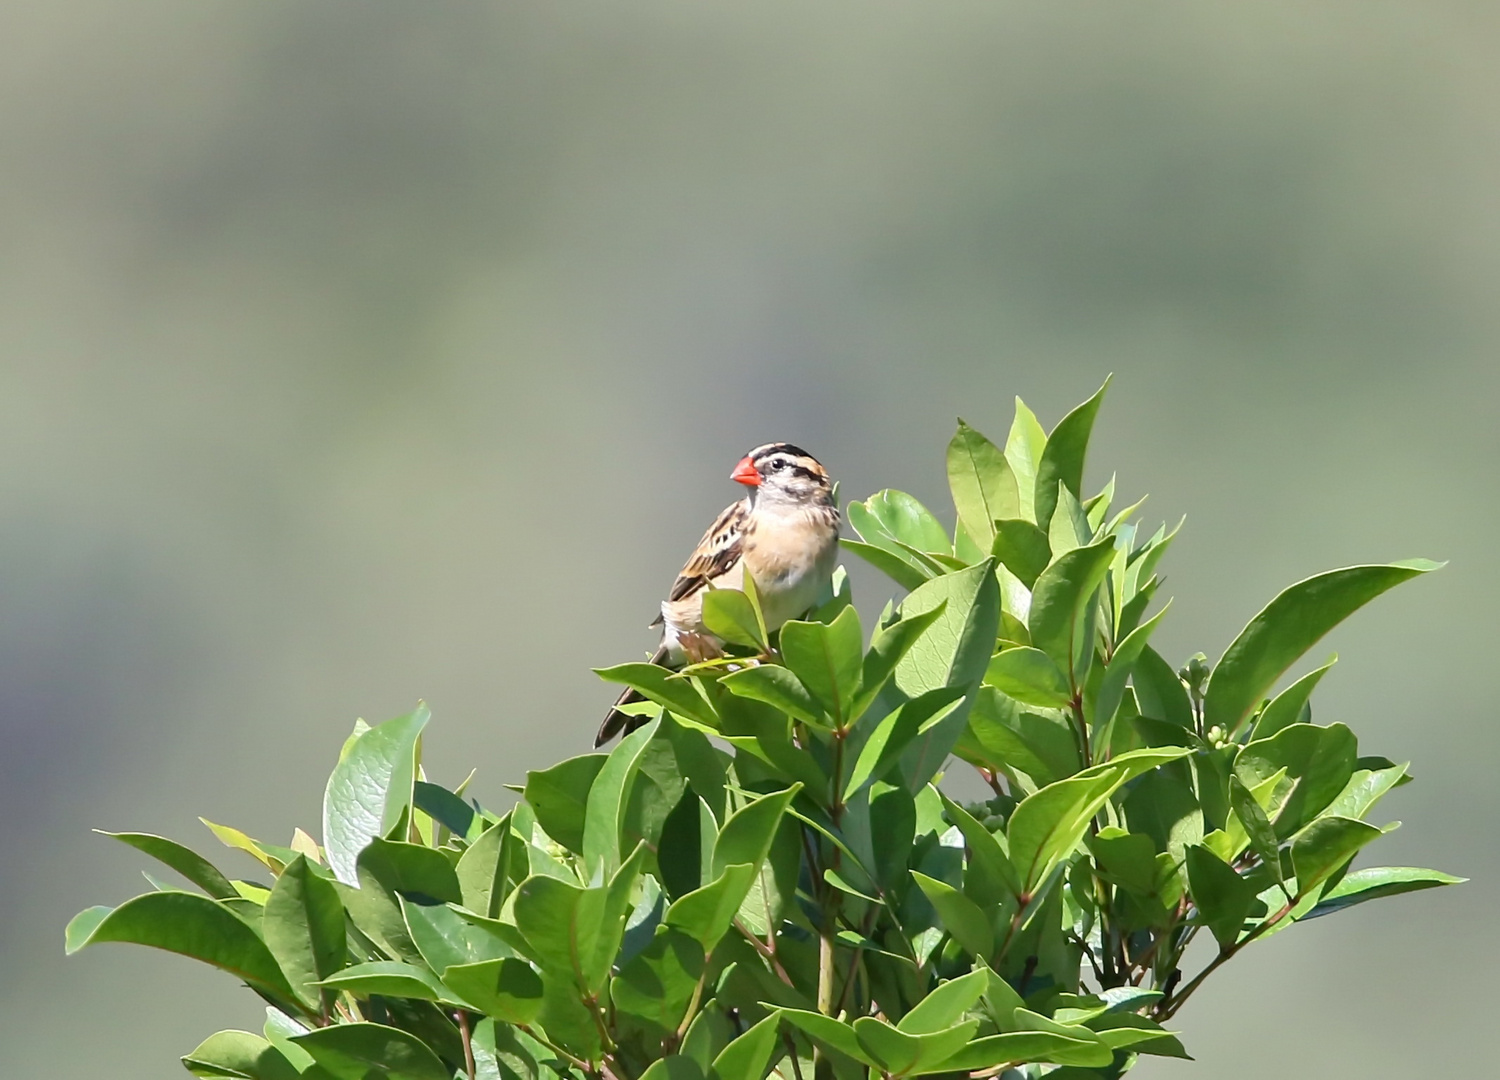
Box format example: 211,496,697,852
732,443,833,507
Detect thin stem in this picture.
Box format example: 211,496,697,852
1158,897,1295,1020
675,962,711,1042
783,1033,806,1080
817,931,836,1015
456,1011,477,1080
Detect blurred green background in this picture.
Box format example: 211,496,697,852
2,2,1491,1075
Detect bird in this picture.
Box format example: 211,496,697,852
595,442,840,745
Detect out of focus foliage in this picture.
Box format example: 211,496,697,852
68,384,1458,1080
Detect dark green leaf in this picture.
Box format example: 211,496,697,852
413,781,476,842
290,1023,449,1080
611,926,705,1032
99,831,238,900
1227,776,1282,887
263,855,346,1012
583,721,658,877
182,1031,300,1080
1034,376,1109,529
845,688,966,799
1184,845,1262,948
841,538,934,591
402,898,512,972
456,812,523,919
322,704,429,886
910,871,993,958
1303,866,1465,919
513,876,617,994
357,839,461,905
1130,645,1192,728
64,892,295,1002
1204,562,1441,734
854,604,947,719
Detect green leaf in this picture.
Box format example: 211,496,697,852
710,1014,782,1080
712,785,800,879
991,520,1051,588
1325,762,1409,821
948,420,1020,550
985,647,1072,708
1047,484,1091,557
611,926,705,1032
99,832,238,900
525,755,606,856
841,538,934,591
957,687,1078,785
897,969,989,1034
356,839,462,904
1204,561,1442,734
512,876,617,994
1304,867,1466,919
413,780,476,841
1131,645,1192,729
1236,722,1358,837
318,960,451,1003
595,664,719,727
664,862,758,949
854,604,947,718
1251,657,1336,740
935,1030,1112,1071
441,957,545,1022
263,855,346,1012
1290,816,1384,896
1008,767,1130,893
182,1031,300,1080
583,720,658,877
845,688,966,799
779,606,863,727
290,1023,449,1080
1184,845,1262,948
862,490,954,555
720,665,822,727
1034,377,1109,529
910,871,994,959
855,1016,979,1077
1027,538,1116,683
456,812,523,919
1090,602,1171,753
64,892,296,1002
1004,398,1048,524
1227,775,1282,887
938,793,1022,906
402,898,512,972
703,587,769,651
895,559,1001,698
322,703,429,886
776,1009,875,1066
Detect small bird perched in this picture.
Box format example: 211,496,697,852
596,443,840,746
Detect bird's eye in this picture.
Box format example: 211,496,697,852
769,458,787,471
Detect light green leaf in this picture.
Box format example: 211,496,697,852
525,756,606,856
862,490,954,555
610,926,704,1032
703,587,769,652
441,957,544,1023
910,871,994,958
182,1031,299,1080
1034,377,1109,529
1004,398,1048,524
897,969,990,1034
322,704,429,886
1303,866,1465,919
712,785,801,879
895,559,1001,698
710,1014,782,1080
720,665,823,727
1008,767,1129,893
1204,562,1441,734
845,688,966,799
948,420,1019,550
991,520,1051,588
456,812,523,919
779,606,863,727
984,648,1071,708
1227,775,1282,887
582,720,658,877
512,876,616,994
664,863,758,949
1251,657,1336,740
356,839,461,904
317,961,451,1003
1027,538,1115,683
775,1009,875,1066
841,538,934,591
1290,816,1384,896
853,604,947,719
595,663,719,727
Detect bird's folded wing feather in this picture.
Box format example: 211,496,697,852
667,499,747,602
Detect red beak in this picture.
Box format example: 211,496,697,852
730,456,761,486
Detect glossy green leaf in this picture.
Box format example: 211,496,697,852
513,876,617,994
948,420,1020,550
1034,376,1109,529
779,605,863,727
99,831,238,900
841,538,933,591
935,1030,1112,1071
317,961,451,1003
1027,538,1116,682
524,755,605,857
776,1009,874,1065
1228,775,1282,886
1290,816,1384,896
897,968,989,1034
854,1016,978,1076
456,812,522,919
985,647,1072,708
611,926,704,1031
1303,866,1465,919
1131,645,1192,729
991,519,1051,588
356,839,461,904
441,957,544,1022
1250,657,1335,739
595,663,718,727
582,720,658,877
64,892,295,1001
1204,561,1441,734
401,898,512,972
720,665,822,727
1326,762,1409,822
703,587,769,651
1184,845,1261,948
1008,766,1130,893
895,560,1000,697
182,1031,300,1080
862,490,954,555
854,604,947,718
664,862,758,949
322,704,429,886
1004,398,1048,524
1236,722,1358,837
263,855,346,1012
712,785,800,879
290,1023,449,1080
412,780,476,841
710,1014,782,1080
845,687,966,799
910,871,993,958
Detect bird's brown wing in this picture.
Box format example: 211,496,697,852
660,499,748,610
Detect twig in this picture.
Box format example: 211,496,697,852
456,1011,477,1080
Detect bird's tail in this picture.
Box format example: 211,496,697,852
595,643,671,746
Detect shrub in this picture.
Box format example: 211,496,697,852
69,381,1460,1080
